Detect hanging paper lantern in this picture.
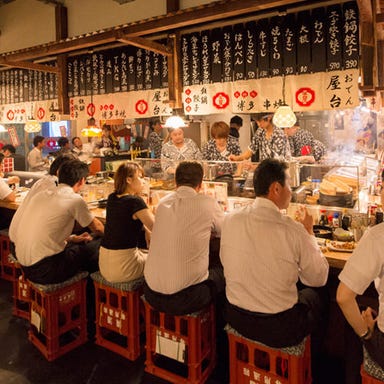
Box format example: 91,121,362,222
24,120,41,133
272,106,297,129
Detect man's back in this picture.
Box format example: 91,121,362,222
12,184,93,267
144,186,223,294
220,197,328,314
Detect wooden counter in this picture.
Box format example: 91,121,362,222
3,195,353,270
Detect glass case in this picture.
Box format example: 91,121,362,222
133,158,365,213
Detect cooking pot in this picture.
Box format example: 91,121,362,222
288,161,301,188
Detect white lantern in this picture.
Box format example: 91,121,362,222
272,106,297,129
24,120,41,133
163,115,187,129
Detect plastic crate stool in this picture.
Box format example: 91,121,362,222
9,254,31,321
143,299,216,384
91,271,144,360
0,229,17,282
28,272,88,361
361,347,384,383
226,325,312,384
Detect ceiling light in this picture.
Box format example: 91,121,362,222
24,120,41,133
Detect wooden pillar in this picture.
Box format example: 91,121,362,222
55,4,69,115
167,32,182,109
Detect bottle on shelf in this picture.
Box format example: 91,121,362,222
319,210,328,226
332,213,340,228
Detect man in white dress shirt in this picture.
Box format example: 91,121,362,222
27,135,49,172
11,159,104,284
144,161,224,315
220,158,329,383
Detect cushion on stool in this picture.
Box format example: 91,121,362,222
91,271,144,291
29,271,89,293
363,347,384,381
225,324,307,356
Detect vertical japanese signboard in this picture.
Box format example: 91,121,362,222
327,4,343,71
311,7,327,73
297,11,311,74
257,19,270,78
269,17,283,77
211,28,222,83
245,21,257,80
282,14,296,76
200,30,211,85
342,1,359,69
233,23,245,81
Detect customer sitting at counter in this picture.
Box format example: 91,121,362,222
10,159,104,284
220,158,329,383
27,135,50,172
9,154,76,238
202,121,241,175
99,161,154,283
229,113,291,162
337,224,384,381
161,127,202,174
144,161,224,315
0,153,18,203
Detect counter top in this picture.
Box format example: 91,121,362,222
0,193,352,270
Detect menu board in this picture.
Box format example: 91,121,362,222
200,30,211,85
269,17,283,77
256,19,270,78
297,11,312,74
326,4,343,71
245,21,257,80
0,3,359,104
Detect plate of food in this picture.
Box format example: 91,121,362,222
328,240,356,253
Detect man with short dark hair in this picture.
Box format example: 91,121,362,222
11,159,104,284
2,144,26,171
56,136,71,156
144,161,224,315
220,158,329,382
229,115,243,139
27,135,49,172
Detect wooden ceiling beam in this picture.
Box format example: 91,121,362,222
0,60,58,73
117,34,172,56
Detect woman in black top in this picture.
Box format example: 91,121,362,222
99,161,154,282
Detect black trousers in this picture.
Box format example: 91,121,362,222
17,237,101,285
144,265,225,316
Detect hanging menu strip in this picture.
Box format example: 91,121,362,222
181,34,191,86
222,26,233,83
297,11,312,74
233,23,245,81
191,32,201,85
311,7,327,73
269,17,283,77
201,30,211,85
210,28,222,84
343,1,359,69
245,21,257,80
326,4,343,71
257,19,270,78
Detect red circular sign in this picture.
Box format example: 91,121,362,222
87,103,96,116
212,92,230,109
295,87,315,107
46,138,56,148
37,107,45,120
135,99,148,115
6,110,14,121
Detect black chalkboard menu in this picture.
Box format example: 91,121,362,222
222,26,233,83
256,19,270,78
281,14,296,76
210,28,222,84
343,1,359,69
190,32,201,85
0,2,360,105
269,17,283,77
233,23,245,81
326,4,343,71
297,11,312,74
311,7,327,73
245,21,257,80
200,30,211,85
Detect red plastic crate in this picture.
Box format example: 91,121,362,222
28,272,88,361
144,300,216,384
12,267,31,321
0,233,17,282
226,327,311,384
361,366,384,384
91,272,144,361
